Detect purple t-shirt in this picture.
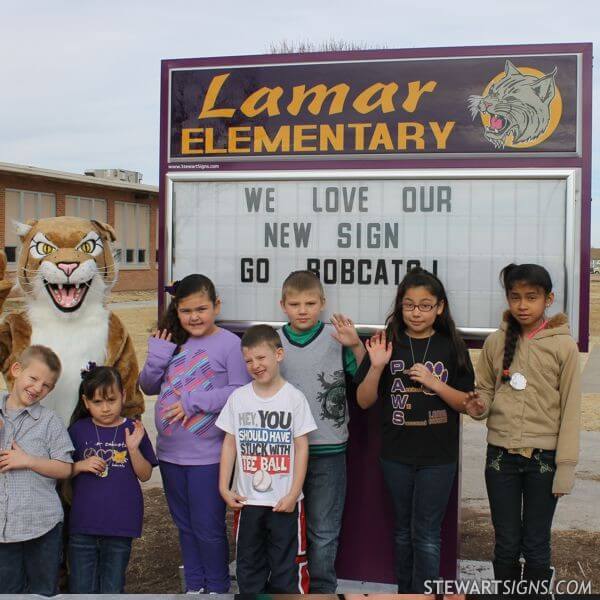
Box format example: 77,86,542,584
68,417,158,538
138,328,251,465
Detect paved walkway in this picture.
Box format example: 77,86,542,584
581,344,600,394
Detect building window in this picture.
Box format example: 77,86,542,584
114,202,150,268
65,196,107,222
5,189,56,265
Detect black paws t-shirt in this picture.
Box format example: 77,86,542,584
354,332,474,465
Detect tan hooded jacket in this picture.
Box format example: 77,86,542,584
473,312,581,494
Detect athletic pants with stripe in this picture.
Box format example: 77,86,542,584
235,500,309,593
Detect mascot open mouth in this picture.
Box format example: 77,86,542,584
44,280,91,312
483,112,518,147
488,114,509,134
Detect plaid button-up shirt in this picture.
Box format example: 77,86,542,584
0,392,73,542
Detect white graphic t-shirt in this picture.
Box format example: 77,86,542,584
216,381,317,507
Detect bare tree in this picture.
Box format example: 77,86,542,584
268,39,386,54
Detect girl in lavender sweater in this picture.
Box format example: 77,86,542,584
139,274,250,593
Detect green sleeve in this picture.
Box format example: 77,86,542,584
343,346,358,376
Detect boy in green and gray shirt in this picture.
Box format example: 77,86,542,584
278,270,365,593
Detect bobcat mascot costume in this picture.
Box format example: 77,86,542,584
0,216,144,423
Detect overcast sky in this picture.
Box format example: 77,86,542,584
1,0,599,242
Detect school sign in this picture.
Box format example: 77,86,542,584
160,44,591,347
159,43,592,583
168,55,578,159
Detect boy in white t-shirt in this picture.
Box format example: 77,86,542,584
216,324,316,594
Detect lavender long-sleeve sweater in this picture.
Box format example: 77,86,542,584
139,328,250,465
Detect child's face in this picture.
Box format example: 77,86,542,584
401,285,443,336
83,384,124,426
507,281,553,329
280,289,325,333
177,291,221,337
243,342,284,386
9,359,58,409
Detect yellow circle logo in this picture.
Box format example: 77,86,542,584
472,61,562,149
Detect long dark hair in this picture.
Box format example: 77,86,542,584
158,274,218,346
500,263,553,382
386,267,471,373
70,365,124,425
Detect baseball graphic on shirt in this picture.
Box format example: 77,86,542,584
252,469,272,492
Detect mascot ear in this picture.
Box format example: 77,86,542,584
92,220,117,242
14,219,37,241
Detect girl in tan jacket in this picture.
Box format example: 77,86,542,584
466,263,581,595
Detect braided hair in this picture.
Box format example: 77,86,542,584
499,263,553,382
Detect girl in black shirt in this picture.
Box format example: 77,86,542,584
356,267,474,593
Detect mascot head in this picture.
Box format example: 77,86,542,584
15,217,118,316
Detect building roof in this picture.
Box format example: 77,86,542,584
0,161,158,194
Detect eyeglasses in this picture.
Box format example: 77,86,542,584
401,302,438,313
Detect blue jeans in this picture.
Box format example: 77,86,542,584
68,533,132,593
485,444,558,571
381,458,457,593
0,522,63,595
303,452,347,593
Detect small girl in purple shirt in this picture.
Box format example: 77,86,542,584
68,365,158,593
139,274,250,593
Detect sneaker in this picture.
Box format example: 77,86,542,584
185,589,204,594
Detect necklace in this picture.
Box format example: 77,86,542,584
525,319,548,339
407,332,433,368
93,420,122,478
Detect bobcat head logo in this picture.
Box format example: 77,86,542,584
468,60,561,149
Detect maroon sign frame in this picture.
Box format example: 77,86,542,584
159,43,592,586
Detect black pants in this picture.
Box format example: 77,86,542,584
485,444,558,570
235,501,308,593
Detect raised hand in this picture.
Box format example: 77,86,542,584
330,313,361,348
153,329,172,342
125,420,146,451
365,330,392,369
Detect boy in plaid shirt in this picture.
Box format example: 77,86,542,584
0,345,73,595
